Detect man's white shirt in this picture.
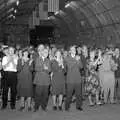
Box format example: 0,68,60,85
2,55,18,72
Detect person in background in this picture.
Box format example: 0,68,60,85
33,48,51,112
0,58,2,103
51,50,66,111
1,47,18,110
17,49,33,111
113,48,120,103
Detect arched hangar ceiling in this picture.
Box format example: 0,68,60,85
51,0,120,46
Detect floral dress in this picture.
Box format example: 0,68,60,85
85,60,101,96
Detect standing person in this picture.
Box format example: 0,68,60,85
86,50,102,106
99,51,117,104
17,50,33,111
113,48,120,103
51,50,66,111
0,47,9,102
65,46,83,111
0,58,2,103
33,48,51,112
77,46,88,100
1,47,18,110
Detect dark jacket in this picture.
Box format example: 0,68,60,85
65,56,83,83
33,57,51,86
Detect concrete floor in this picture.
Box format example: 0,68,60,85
0,99,120,120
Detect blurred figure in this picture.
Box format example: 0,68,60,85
114,48,120,103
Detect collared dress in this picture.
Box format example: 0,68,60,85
51,60,66,95
17,59,33,97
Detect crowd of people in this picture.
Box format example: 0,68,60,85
0,43,120,112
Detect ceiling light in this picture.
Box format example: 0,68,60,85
16,0,19,6
8,14,13,18
55,11,59,15
13,15,16,19
14,9,17,13
8,14,15,19
65,3,70,8
7,7,14,13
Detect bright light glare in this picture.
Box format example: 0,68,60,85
55,11,59,15
13,16,16,19
16,0,19,6
65,3,70,8
14,9,17,13
7,7,14,13
8,14,15,19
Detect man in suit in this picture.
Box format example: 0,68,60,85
33,47,51,112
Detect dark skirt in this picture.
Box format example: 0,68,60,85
17,84,33,97
51,83,65,95
17,73,33,97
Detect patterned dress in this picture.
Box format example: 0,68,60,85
85,60,100,96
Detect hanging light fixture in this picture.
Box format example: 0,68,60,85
13,15,16,19
55,11,59,15
14,9,17,13
65,3,70,8
8,14,16,19
7,7,14,13
16,0,19,6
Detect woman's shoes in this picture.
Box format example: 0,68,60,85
19,106,25,111
53,106,63,111
28,107,32,111
53,106,57,111
89,103,95,107
58,106,62,111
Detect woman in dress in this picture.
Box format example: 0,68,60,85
51,50,66,111
17,49,33,111
86,50,102,106
99,51,117,104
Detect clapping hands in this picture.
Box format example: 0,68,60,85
44,64,48,70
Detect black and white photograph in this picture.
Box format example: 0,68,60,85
0,0,120,120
